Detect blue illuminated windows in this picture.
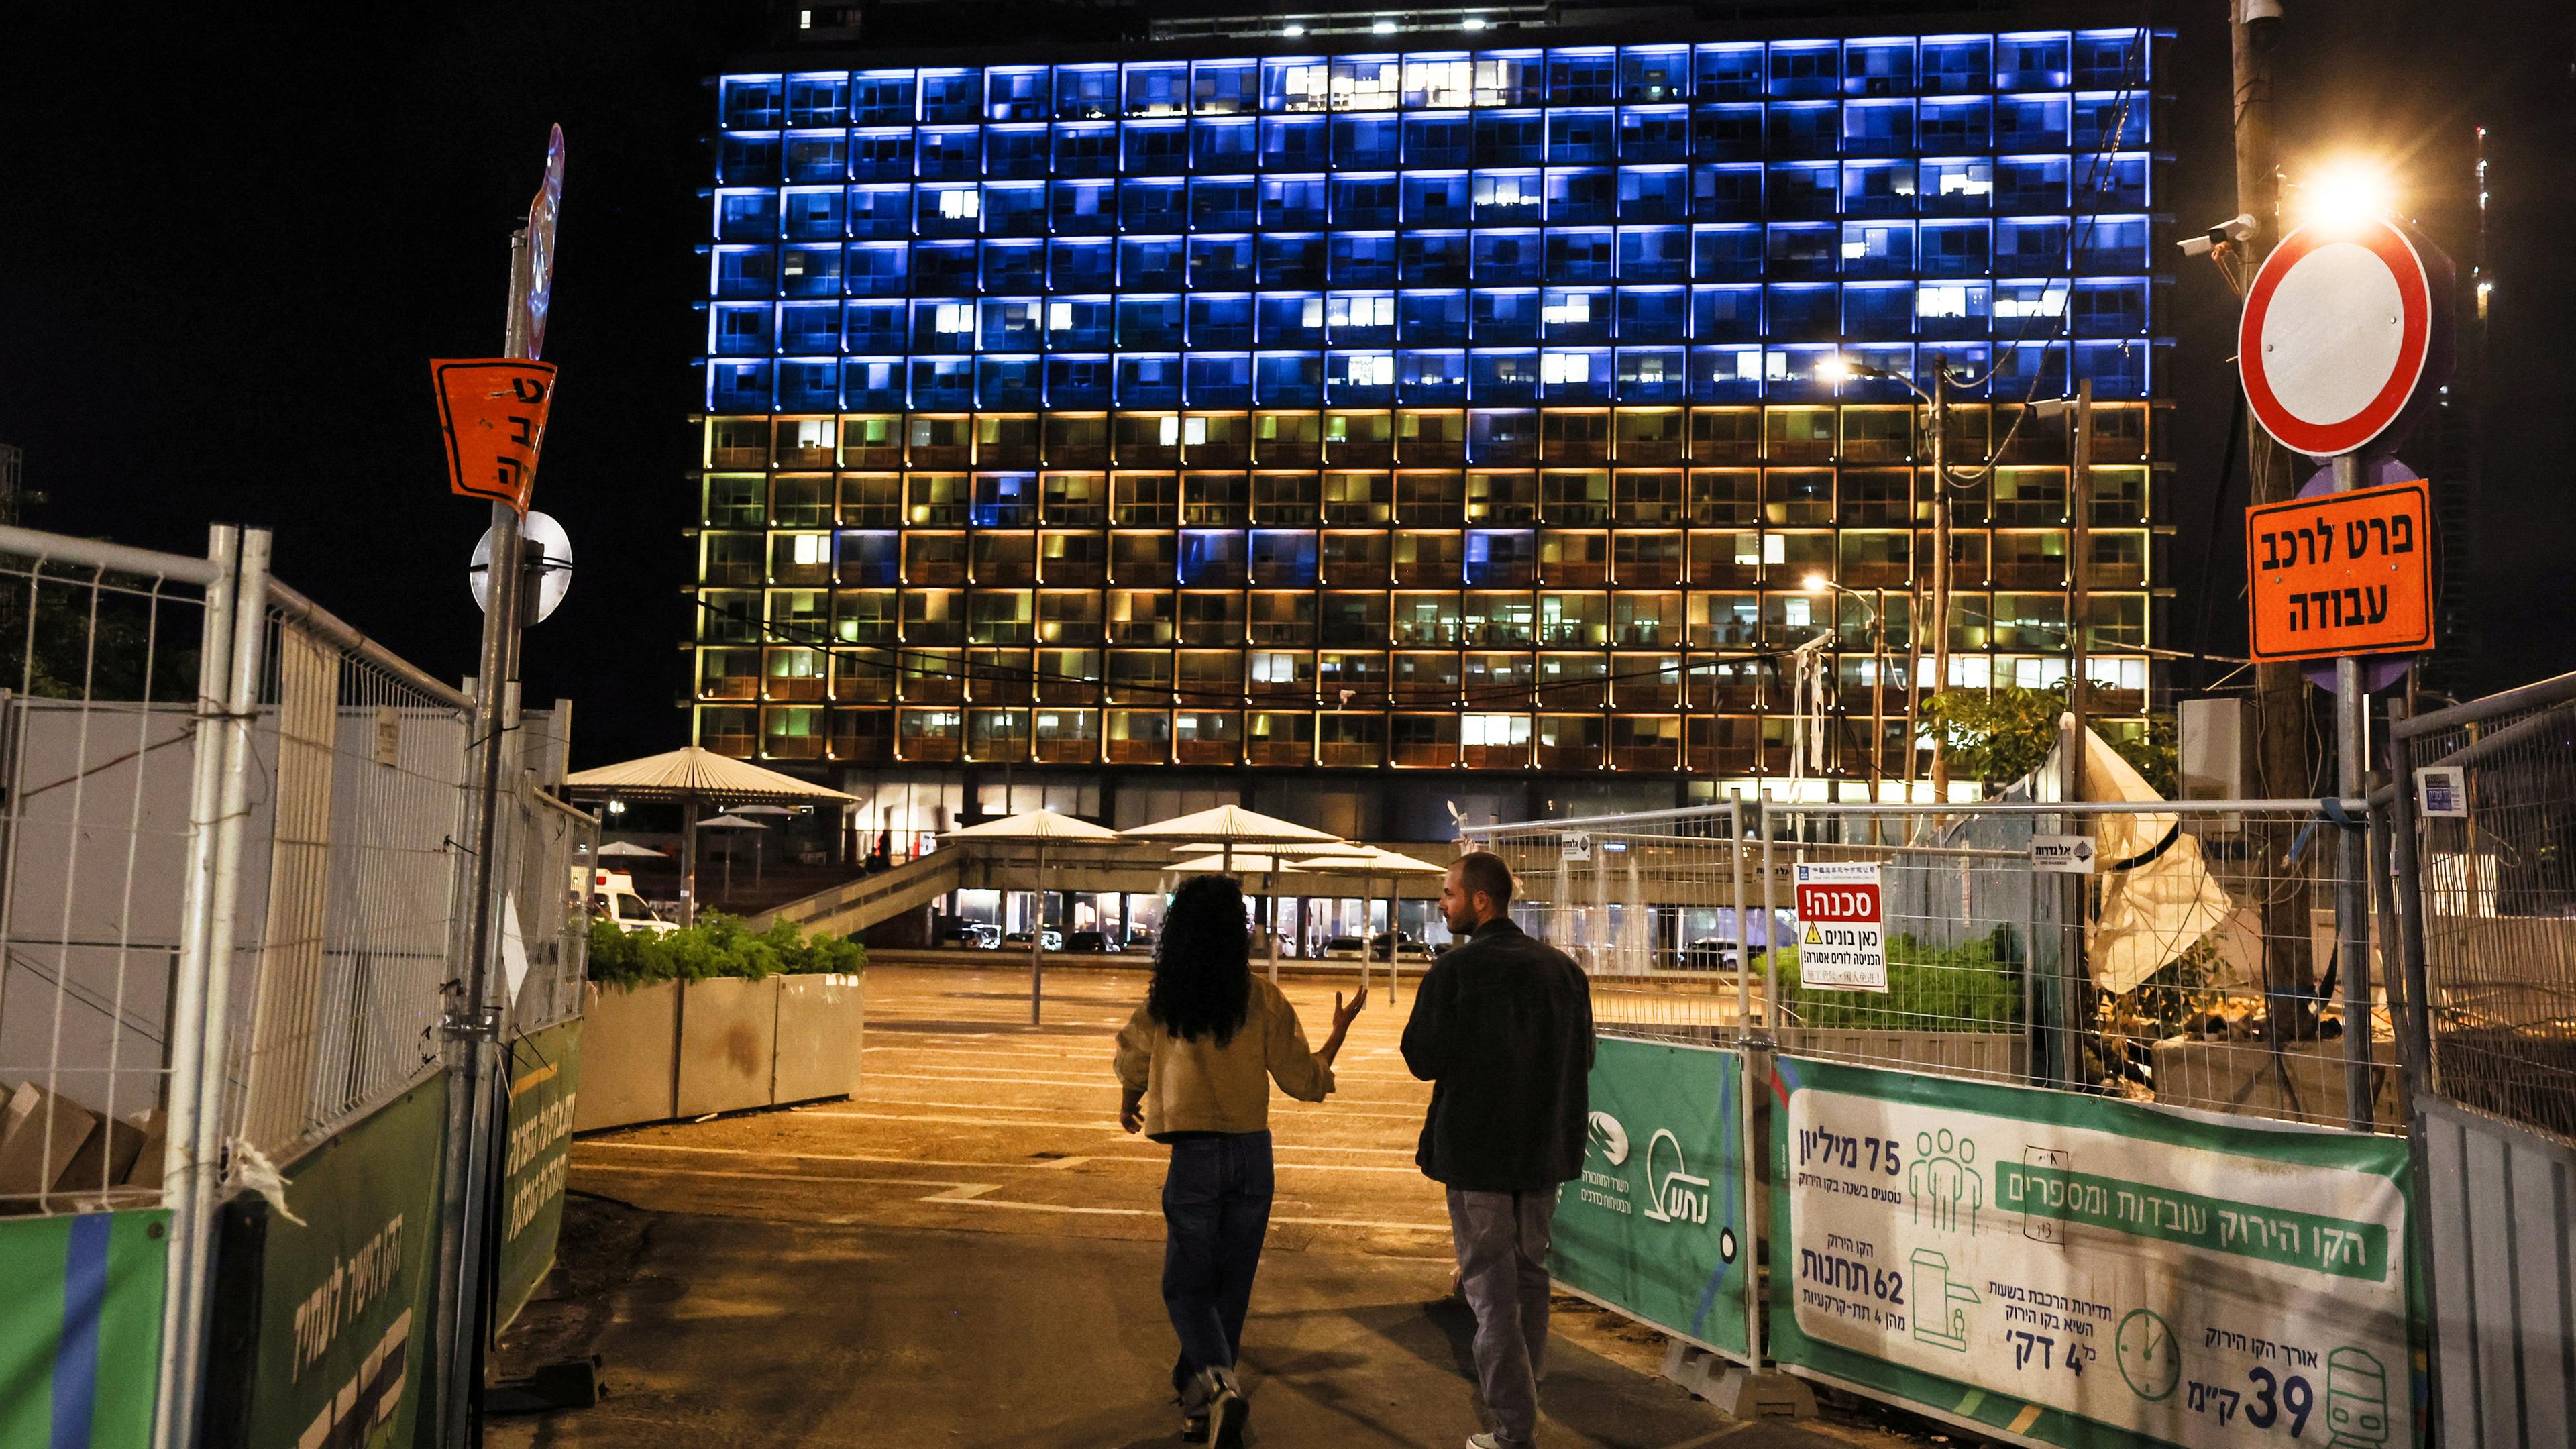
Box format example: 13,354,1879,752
1194,60,1256,115
1768,42,1839,99
722,76,784,129
1334,114,1401,166
1472,111,1544,165
716,191,776,239
1195,230,1256,284
1544,228,1613,281
713,246,774,297
1400,290,1469,343
1619,166,1689,220
1694,45,1763,101
1263,115,1328,166
1615,286,1686,341
1193,176,1258,229
1692,285,1760,341
1997,33,2072,89
1548,50,1617,105
1123,121,1188,172
1404,172,1472,225
1619,226,1688,281
852,72,915,125
1693,225,1762,281
1473,288,1538,342
1261,176,1328,229
1258,233,1324,284
1406,115,1471,166
1330,233,1399,284
920,70,979,124
1995,94,2070,150
1768,103,1838,158
1195,119,1256,168
1332,173,1400,227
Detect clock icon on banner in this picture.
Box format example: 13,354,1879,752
2115,1308,2182,1402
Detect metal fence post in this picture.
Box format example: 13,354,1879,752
1759,792,1778,1037
150,525,239,1449
2382,704,2436,1097
156,527,272,1449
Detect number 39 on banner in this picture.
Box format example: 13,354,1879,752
432,358,559,514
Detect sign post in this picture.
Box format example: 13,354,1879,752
431,125,564,1449
2239,212,2451,1134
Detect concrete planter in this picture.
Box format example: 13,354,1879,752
573,972,866,1132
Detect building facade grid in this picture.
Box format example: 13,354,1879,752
690,30,2176,798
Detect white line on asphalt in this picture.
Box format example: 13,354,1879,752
934,1197,1450,1233
572,1163,972,1189
920,1183,1002,1201
582,1140,1429,1177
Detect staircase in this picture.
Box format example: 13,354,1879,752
745,851,965,939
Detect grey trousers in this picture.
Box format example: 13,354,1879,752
1445,1187,1557,1448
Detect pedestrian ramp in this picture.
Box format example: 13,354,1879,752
747,851,963,939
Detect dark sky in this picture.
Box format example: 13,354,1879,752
2,1,2569,771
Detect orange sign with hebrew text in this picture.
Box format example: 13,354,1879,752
432,359,557,514
2245,478,2434,663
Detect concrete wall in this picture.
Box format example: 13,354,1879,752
574,973,865,1133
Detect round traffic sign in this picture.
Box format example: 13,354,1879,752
2239,217,2436,458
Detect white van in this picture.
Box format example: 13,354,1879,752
585,867,679,937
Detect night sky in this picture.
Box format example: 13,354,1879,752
3,1,2569,771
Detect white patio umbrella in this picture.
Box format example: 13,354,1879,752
564,746,855,926
695,814,768,902
719,804,795,889
1126,807,1342,983
943,809,1121,1024
596,841,667,859
1284,849,1449,1002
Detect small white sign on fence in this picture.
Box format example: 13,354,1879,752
2414,765,2467,818
1794,861,1886,992
2030,834,2098,874
1560,832,1592,862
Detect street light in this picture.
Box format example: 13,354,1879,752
2290,156,2398,231
1802,574,1907,809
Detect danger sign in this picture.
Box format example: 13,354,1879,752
1794,861,1886,994
2245,478,2434,663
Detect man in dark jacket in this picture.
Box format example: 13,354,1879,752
1402,851,1594,1449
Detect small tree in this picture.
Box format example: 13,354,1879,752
1921,685,2175,796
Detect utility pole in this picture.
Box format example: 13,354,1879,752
1926,362,1951,803
2068,380,2093,764
2229,0,2319,1037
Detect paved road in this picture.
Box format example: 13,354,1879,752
492,965,1903,1449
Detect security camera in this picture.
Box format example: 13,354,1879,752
2241,0,2282,50
2177,214,2259,257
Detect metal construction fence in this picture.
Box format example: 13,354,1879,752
0,522,592,1449
2385,673,2576,1448
1468,793,2394,1132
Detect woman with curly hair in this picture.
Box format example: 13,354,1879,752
1114,873,1365,1447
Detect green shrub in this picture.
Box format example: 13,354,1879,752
586,913,865,990
1773,929,2023,1032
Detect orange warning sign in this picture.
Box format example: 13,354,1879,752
2245,479,2434,663
431,359,557,514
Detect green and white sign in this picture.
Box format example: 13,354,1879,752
495,1018,582,1335
1769,1057,2418,1449
1551,1037,1752,1359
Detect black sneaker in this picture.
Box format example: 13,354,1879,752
1207,1369,1248,1449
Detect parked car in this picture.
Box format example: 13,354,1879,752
1063,930,1110,953
1320,936,1368,961
932,915,1000,949
1122,926,1156,951
1001,928,1064,951
1366,931,1434,963
1678,938,1762,972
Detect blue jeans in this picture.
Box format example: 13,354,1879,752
1160,1130,1275,1394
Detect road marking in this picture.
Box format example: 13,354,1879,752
578,1140,1426,1177
938,1197,1451,1233
920,1183,1003,1202
572,1163,971,1189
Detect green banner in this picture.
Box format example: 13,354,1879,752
1767,1056,2422,1449
209,1073,449,1449
1550,1038,1752,1359
495,1018,583,1334
0,1209,167,1449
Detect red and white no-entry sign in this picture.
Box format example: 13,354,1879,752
2239,217,2440,458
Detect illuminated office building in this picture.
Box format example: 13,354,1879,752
690,27,2176,840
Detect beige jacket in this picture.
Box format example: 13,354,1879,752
1113,975,1335,1137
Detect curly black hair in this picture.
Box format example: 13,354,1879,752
1147,874,1253,1046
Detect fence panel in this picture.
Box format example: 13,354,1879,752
0,537,223,1215
2392,682,2576,1144
1471,798,2387,1130
225,612,474,1169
